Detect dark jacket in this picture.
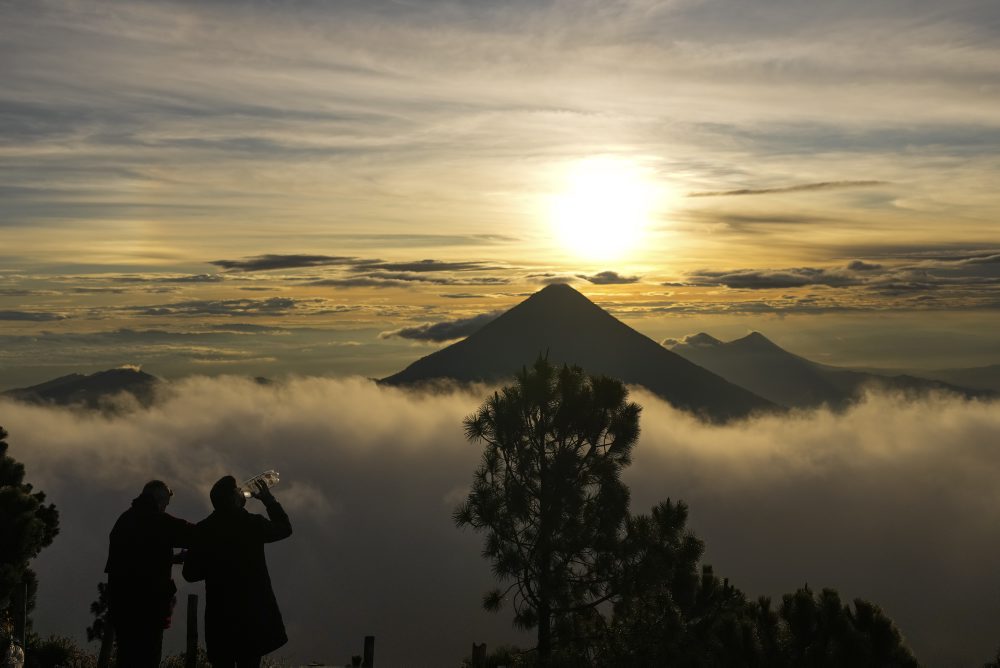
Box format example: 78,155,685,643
105,494,196,626
182,498,292,661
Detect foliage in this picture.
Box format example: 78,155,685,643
596,579,920,667
161,646,212,667
85,582,109,643
455,358,640,663
597,500,763,667
776,585,920,668
462,644,531,667
0,426,60,626
25,634,96,668
455,361,922,666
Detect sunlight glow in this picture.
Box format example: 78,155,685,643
548,157,659,261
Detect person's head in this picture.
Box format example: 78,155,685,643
141,479,173,512
210,475,245,511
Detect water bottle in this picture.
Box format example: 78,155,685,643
239,470,280,498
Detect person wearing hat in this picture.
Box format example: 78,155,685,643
183,476,292,668
105,479,196,667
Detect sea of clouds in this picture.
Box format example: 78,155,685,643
3,377,1000,667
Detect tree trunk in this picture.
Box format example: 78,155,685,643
537,598,551,667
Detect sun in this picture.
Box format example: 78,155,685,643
548,156,658,262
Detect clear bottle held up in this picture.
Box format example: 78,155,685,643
239,470,280,498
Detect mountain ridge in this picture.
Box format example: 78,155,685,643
670,332,992,409
3,367,161,409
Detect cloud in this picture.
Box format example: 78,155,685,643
847,247,1000,263
70,287,129,294
526,273,578,286
576,271,639,285
0,310,67,321
683,267,862,289
3,380,999,667
959,254,1000,266
847,260,883,271
674,257,1000,308
622,299,866,317
154,274,226,284
125,297,298,317
211,255,361,272
666,333,722,349
307,274,509,288
352,260,499,273
0,289,59,297
379,312,500,342
688,181,889,197
717,213,832,227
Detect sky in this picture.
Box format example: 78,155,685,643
2,0,1000,388
4,379,1000,666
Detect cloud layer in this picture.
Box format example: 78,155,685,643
3,378,999,666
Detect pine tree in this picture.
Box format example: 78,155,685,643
454,358,640,666
0,426,60,627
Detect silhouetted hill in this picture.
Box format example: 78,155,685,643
672,332,846,409
906,364,1000,393
381,284,775,421
670,333,992,409
3,367,161,409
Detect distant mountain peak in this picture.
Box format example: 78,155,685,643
538,282,576,294
731,331,781,350
684,333,722,348
529,282,598,306
4,367,161,409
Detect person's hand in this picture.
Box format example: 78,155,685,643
251,479,274,501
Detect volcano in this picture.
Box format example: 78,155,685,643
381,284,774,421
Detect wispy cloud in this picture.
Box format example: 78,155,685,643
352,260,500,273
379,311,500,342
577,270,640,285
0,310,67,321
674,254,1000,306
681,267,863,289
688,180,889,197
307,274,509,288
125,297,300,317
526,273,578,286
211,255,361,272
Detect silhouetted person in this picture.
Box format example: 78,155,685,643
105,479,195,667
183,476,292,668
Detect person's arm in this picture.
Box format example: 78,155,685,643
163,513,198,548
251,480,292,543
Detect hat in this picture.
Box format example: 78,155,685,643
210,475,238,510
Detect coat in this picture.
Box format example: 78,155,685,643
105,495,195,627
182,498,292,662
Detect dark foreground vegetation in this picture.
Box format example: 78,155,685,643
455,358,920,667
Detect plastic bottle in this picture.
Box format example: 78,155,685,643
239,469,280,498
